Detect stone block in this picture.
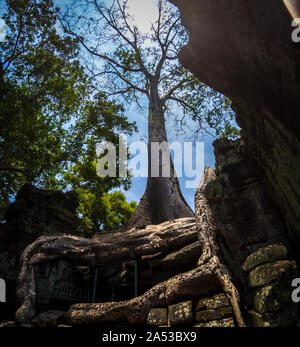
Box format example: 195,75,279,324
247,309,296,327
147,308,168,326
195,293,229,311
248,260,297,288
242,244,288,272
168,301,193,326
253,283,290,313
193,318,234,327
196,306,232,322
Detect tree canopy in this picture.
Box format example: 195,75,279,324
62,0,239,139
60,0,240,227
0,0,137,233
0,0,240,232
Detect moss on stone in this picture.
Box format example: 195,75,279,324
193,317,235,327
147,308,168,326
168,301,193,326
253,282,291,313
248,260,297,288
196,306,232,322
195,293,229,311
242,244,288,272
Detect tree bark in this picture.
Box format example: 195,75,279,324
15,168,245,327
126,85,194,228
65,167,245,327
15,218,197,323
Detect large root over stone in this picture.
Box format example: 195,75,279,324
16,167,245,327
194,167,246,327
66,167,245,327
15,218,198,323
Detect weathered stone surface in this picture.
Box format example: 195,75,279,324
147,308,168,326
248,260,297,288
35,261,87,309
193,318,235,328
206,139,288,266
242,244,288,272
0,184,81,320
247,309,297,328
171,0,300,251
196,306,232,323
3,184,80,243
170,0,300,326
168,301,193,326
253,283,291,313
195,293,229,311
194,138,298,322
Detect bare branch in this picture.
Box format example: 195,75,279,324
59,18,143,74
105,62,147,95
93,0,151,77
161,77,191,104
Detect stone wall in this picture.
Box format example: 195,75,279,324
145,138,299,327
206,138,298,326
0,184,84,320
147,293,235,327
170,0,300,255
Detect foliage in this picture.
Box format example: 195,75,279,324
0,0,136,230
63,0,240,139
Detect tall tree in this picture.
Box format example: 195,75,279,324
63,0,237,227
0,0,136,225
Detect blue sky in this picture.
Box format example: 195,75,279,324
82,0,219,211
84,0,218,211
119,100,217,211
0,0,229,210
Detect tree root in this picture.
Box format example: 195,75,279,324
195,167,245,327
15,167,245,327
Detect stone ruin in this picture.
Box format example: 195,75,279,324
1,0,300,328
0,138,298,327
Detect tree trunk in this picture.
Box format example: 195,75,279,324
15,168,245,327
15,218,198,323
126,88,194,228
64,168,244,327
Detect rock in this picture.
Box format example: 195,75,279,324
35,261,87,309
247,309,297,328
196,139,298,325
248,260,298,288
147,308,168,326
195,306,232,322
0,184,81,320
168,301,193,326
3,184,80,243
253,283,291,313
195,293,229,311
193,318,235,328
32,310,66,327
171,0,300,324
171,0,300,252
242,244,288,272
